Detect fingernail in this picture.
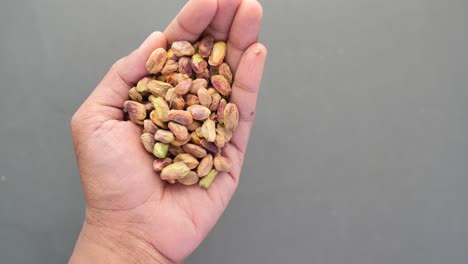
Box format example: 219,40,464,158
254,47,262,55
254,44,265,56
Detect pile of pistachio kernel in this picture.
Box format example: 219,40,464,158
123,35,239,189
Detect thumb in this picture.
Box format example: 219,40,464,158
72,32,167,129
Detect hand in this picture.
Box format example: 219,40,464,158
69,0,266,263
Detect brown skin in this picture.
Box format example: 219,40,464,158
69,0,266,263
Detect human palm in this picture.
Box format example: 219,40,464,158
70,0,266,263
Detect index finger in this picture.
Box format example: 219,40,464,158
226,0,263,73
164,0,218,44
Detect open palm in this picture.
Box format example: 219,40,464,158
70,0,266,263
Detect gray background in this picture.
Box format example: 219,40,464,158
1,0,467,263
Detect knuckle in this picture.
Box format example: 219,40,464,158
70,111,82,132
113,57,126,71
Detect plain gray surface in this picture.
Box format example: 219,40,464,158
1,0,468,263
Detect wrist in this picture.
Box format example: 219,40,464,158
69,217,174,264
